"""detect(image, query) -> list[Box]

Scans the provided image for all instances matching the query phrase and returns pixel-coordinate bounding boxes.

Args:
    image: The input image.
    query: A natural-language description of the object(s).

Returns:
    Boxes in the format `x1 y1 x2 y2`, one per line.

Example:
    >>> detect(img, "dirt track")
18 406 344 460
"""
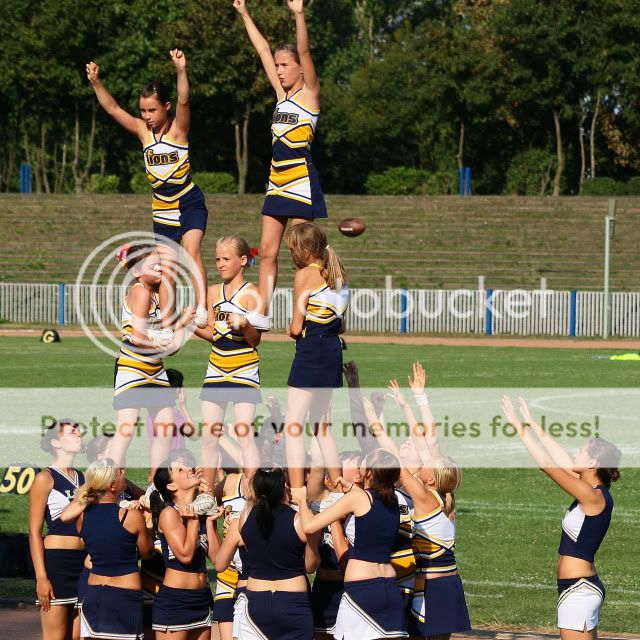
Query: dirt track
1 328 639 350
0 606 636 640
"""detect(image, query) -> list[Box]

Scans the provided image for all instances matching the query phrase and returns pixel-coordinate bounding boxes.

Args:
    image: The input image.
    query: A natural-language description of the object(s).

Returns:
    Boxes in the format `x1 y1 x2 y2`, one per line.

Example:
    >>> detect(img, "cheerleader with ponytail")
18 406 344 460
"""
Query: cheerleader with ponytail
76 460 154 640
503 396 621 639
293 449 408 640
149 452 223 639
283 222 349 491
383 365 471 640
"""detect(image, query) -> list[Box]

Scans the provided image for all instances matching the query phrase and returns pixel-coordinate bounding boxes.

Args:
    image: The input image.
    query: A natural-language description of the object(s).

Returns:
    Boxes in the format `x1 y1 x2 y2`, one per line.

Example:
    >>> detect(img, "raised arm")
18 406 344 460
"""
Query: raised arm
407 363 442 462
518 398 578 474
502 396 603 506
86 62 146 141
361 397 399 457
288 0 320 101
343 361 377 455
169 49 190 139
233 0 283 97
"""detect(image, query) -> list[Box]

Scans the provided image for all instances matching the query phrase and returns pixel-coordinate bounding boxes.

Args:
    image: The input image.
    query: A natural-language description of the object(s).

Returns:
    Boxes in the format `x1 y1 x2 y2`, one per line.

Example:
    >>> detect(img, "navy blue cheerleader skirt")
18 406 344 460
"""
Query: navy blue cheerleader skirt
35 548 86 606
80 584 144 640
237 589 313 640
409 573 471 637
152 584 213 632
288 334 343 389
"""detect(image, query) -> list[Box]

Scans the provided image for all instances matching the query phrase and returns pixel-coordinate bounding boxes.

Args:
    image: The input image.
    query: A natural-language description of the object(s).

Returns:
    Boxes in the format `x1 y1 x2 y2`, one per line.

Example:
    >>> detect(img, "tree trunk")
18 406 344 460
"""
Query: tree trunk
72 102 82 194
234 104 250 195
1 144 16 192
41 123 51 194
578 103 587 193
456 121 465 171
24 132 41 194
590 90 601 179
53 142 68 193
552 110 563 197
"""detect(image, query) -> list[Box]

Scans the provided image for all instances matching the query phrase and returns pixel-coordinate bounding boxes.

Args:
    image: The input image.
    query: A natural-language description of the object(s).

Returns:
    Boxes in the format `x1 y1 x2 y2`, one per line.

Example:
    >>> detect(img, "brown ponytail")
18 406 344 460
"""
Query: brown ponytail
587 437 622 488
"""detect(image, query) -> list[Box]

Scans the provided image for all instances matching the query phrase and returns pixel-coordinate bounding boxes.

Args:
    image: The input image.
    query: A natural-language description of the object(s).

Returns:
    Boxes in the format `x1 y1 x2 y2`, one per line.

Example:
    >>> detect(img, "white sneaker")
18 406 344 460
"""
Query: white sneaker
245 310 271 331
190 493 217 516
139 483 156 511
195 305 208 328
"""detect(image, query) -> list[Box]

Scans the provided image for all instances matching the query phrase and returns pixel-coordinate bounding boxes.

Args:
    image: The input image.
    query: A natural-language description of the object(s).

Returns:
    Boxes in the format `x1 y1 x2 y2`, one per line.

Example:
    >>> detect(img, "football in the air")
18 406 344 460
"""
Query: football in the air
338 217 366 237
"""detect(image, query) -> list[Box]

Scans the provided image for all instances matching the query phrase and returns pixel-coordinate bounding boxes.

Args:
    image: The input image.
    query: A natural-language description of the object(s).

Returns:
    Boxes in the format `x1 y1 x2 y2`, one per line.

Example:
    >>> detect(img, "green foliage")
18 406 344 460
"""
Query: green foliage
85 174 120 193
366 167 428 195
581 177 625 196
504 149 555 196
193 172 236 194
624 176 640 196
130 174 150 194
365 167 455 195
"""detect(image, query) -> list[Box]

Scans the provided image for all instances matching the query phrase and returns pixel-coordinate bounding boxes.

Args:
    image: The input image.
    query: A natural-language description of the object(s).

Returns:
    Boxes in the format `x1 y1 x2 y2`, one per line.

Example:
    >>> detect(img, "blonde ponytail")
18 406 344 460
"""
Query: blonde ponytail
323 245 347 291
433 456 462 518
77 459 119 504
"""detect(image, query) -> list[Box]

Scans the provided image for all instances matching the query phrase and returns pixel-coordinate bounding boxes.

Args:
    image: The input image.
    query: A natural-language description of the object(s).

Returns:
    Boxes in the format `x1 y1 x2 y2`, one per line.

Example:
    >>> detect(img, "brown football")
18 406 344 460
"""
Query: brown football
338 217 366 237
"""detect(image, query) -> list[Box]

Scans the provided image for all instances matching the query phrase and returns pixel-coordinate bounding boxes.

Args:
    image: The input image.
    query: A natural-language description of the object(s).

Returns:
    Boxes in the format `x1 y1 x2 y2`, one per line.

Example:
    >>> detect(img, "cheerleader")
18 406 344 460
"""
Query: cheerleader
149 454 223 639
211 461 259 640
384 371 470 640
28 419 85 640
191 235 262 489
503 397 621 640
283 222 349 489
219 465 321 640
293 449 408 640
233 0 327 327
86 50 209 334
110 242 191 470
76 459 154 640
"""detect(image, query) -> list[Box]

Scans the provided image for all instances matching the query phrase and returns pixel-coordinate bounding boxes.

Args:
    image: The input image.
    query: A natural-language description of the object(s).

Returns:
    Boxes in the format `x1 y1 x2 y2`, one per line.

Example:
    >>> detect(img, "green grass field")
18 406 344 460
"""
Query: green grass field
1 336 638 632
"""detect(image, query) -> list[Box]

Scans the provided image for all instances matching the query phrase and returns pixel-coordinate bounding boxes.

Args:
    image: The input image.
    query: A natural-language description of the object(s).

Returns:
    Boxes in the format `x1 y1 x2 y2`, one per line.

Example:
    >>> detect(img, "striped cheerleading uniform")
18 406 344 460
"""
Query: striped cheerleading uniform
199 282 261 404
113 284 173 410
213 475 247 623
410 489 470 637
263 88 327 219
556 484 612 631
143 129 208 243
287 268 349 389
391 488 416 616
36 467 87 607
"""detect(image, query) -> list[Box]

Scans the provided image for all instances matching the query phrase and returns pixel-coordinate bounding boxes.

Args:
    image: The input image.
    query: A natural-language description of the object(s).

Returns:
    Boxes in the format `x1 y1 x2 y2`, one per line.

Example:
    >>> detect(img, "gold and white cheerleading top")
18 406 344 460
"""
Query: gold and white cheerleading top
203 283 260 389
114 284 169 395
411 489 457 575
144 129 195 227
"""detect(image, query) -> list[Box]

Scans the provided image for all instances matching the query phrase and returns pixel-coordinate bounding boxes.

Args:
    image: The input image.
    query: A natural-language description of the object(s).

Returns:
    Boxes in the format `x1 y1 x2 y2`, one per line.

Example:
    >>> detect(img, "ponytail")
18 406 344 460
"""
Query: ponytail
77 459 119 505
443 492 456 518
587 437 622 488
151 464 176 537
433 457 462 518
365 449 400 508
251 466 286 540
322 245 347 291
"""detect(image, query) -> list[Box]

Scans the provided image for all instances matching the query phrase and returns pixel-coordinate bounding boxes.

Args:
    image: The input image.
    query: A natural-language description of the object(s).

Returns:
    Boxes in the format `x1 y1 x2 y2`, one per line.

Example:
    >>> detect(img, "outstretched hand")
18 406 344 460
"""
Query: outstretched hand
387 379 407 407
170 49 187 71
408 362 426 396
288 0 304 14
501 395 525 436
86 61 100 84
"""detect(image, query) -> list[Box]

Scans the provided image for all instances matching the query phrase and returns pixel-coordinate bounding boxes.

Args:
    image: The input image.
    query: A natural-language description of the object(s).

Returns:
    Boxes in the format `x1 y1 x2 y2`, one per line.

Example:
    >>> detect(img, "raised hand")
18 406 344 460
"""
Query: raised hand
502 395 525 436
170 49 187 71
290 486 307 505
86 61 100 85
408 362 426 396
288 0 304 14
387 379 408 407
332 475 353 493
233 0 248 15
518 397 537 429
178 504 197 519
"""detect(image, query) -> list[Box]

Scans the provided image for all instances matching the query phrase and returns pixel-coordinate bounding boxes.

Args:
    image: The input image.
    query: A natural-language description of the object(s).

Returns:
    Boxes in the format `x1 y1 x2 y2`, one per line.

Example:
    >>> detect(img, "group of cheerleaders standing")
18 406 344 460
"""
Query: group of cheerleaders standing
28 2 622 640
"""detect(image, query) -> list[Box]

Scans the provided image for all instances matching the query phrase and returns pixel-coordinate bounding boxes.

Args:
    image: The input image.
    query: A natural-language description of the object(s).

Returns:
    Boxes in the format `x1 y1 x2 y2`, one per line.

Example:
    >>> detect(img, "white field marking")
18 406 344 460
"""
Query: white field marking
464 579 640 597
460 511 637 526
461 500 640 517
